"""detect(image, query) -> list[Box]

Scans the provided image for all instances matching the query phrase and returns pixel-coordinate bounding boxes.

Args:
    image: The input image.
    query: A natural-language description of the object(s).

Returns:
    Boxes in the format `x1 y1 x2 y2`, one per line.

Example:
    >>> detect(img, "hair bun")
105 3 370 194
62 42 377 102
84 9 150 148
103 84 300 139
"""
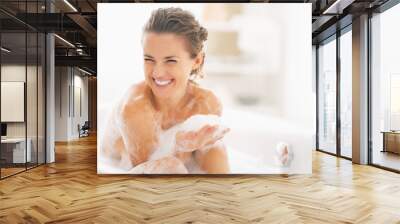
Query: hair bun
199 26 208 42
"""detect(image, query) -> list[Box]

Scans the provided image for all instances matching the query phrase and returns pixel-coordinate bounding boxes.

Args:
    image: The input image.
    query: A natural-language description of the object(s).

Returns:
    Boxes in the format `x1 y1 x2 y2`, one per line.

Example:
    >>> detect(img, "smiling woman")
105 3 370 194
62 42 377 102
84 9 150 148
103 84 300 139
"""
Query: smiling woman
101 7 230 174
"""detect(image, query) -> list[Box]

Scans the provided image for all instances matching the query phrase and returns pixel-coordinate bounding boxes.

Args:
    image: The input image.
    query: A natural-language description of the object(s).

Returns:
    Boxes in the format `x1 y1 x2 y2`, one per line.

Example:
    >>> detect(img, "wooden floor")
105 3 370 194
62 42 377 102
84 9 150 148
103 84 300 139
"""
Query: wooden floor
1 135 400 223
373 150 400 171
1 163 43 178
1 167 26 178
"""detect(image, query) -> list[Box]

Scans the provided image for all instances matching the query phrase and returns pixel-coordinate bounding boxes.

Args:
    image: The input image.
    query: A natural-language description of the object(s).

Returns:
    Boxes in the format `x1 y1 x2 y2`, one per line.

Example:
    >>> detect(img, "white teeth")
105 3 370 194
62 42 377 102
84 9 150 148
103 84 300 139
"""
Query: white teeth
154 78 172 86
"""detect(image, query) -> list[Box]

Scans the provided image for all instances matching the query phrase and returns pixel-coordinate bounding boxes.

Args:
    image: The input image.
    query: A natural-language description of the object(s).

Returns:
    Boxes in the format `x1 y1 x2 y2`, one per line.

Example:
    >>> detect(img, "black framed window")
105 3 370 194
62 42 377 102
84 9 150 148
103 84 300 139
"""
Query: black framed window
316 24 353 160
0 0 47 180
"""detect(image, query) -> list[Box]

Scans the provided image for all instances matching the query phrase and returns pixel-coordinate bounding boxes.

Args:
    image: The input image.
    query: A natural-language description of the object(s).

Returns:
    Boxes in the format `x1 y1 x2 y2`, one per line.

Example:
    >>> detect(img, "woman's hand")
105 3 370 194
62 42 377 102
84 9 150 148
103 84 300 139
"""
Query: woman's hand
175 125 230 153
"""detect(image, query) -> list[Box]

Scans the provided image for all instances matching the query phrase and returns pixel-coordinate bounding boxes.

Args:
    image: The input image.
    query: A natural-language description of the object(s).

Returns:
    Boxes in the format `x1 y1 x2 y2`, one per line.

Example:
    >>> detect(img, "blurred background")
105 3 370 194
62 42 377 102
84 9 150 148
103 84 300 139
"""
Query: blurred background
197 4 313 127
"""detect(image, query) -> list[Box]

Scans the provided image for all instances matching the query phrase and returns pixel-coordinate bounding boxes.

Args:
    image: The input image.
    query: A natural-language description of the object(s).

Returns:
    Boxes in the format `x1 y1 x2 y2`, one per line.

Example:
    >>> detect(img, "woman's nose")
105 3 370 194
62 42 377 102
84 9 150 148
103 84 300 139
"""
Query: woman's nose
152 64 166 78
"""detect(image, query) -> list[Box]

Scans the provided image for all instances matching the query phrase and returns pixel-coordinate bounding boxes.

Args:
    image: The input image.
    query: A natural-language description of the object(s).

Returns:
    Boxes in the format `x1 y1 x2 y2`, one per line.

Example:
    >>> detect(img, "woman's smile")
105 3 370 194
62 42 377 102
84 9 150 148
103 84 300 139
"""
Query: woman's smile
153 77 175 87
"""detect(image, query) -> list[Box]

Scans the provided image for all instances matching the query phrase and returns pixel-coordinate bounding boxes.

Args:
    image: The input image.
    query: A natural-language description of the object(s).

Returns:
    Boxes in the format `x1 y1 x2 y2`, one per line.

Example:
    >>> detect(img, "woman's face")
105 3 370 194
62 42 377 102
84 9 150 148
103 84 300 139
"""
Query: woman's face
142 32 202 101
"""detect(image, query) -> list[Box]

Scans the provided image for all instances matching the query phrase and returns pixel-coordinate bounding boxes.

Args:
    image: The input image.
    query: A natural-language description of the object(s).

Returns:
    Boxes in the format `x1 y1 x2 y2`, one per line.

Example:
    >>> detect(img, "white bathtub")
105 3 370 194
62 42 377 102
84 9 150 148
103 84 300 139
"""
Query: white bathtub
97 107 312 174
222 108 312 174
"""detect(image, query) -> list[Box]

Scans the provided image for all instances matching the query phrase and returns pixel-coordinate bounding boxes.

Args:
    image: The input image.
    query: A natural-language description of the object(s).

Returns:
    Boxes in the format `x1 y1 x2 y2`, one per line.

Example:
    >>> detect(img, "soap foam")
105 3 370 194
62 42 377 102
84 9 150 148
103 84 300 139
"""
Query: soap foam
149 114 227 161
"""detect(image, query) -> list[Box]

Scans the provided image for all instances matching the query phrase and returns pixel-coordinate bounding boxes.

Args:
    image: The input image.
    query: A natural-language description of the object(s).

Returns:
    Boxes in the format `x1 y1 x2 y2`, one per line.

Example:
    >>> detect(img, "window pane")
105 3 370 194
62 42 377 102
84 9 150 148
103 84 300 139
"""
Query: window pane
318 37 337 154
340 29 352 158
371 3 400 171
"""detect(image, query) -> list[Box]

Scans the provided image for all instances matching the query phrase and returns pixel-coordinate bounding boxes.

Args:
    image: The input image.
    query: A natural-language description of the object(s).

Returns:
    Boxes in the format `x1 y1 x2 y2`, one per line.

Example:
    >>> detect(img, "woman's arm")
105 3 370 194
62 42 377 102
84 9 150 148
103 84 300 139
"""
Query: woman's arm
194 141 230 174
117 97 159 166
192 90 231 174
104 83 157 167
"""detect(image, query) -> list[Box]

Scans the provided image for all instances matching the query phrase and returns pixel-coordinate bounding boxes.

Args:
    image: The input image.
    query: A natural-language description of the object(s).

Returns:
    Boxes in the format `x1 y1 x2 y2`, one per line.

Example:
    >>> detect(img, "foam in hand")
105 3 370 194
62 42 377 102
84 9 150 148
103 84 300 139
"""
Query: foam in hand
149 114 226 161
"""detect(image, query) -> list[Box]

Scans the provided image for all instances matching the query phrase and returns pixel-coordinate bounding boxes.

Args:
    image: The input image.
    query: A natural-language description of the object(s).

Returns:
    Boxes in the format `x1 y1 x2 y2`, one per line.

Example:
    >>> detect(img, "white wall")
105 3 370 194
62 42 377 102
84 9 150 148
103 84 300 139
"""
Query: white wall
55 67 89 141
55 66 69 141
280 5 313 130
72 72 89 138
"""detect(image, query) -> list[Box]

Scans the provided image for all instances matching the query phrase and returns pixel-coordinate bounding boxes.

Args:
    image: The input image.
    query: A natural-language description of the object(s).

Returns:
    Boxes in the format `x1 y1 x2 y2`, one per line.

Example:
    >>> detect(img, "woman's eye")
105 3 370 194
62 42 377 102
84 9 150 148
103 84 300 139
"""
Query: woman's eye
166 60 177 64
144 58 154 62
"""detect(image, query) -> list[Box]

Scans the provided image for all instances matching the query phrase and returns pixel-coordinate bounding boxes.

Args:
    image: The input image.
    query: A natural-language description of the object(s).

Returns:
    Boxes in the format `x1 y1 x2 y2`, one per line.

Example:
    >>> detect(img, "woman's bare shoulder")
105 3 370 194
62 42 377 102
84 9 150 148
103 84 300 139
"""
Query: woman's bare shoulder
115 81 153 118
191 84 222 116
122 81 148 102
